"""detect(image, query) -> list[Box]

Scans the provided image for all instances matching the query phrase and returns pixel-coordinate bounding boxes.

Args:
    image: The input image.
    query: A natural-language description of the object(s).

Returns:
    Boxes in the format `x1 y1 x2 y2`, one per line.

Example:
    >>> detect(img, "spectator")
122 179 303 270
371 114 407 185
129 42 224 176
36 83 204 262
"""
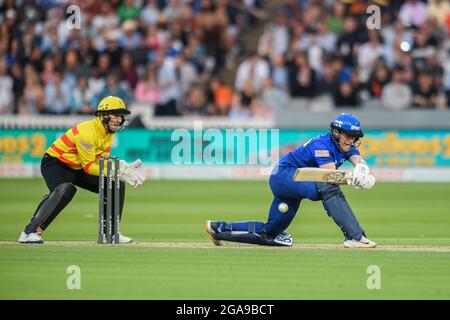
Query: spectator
397 52 416 86
104 29 123 67
290 22 309 52
281 0 303 26
239 79 257 109
316 19 337 53
382 21 413 67
44 70 71 114
333 80 359 108
399 0 428 29
235 51 270 93
333 69 361 108
63 50 84 90
207 77 233 116
433 68 449 110
40 26 60 57
41 57 56 86
78 36 97 68
308 34 324 74
261 78 289 115
140 0 161 26
230 79 259 119
11 63 25 114
154 50 180 116
270 55 289 91
19 65 45 115
88 67 106 99
97 72 130 107
326 2 345 35
97 53 112 78
302 4 322 33
382 66 413 110
0 59 13 114
217 0 240 68
315 61 339 97
368 62 391 98
117 0 141 22
162 0 184 22
92 2 120 37
174 51 198 99
336 16 365 67
412 71 437 109
142 25 167 52
119 20 142 50
196 0 229 72
183 83 209 116
287 52 316 98
241 0 267 27
120 52 139 90
264 14 289 58
411 26 438 70
257 23 274 58
427 0 450 27
28 45 43 74
134 68 160 106
357 31 384 83
70 76 95 115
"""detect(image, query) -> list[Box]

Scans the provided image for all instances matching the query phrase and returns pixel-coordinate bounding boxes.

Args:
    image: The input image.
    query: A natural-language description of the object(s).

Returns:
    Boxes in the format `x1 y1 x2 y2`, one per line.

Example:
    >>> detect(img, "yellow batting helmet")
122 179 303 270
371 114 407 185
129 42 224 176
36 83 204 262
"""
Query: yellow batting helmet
95 96 130 115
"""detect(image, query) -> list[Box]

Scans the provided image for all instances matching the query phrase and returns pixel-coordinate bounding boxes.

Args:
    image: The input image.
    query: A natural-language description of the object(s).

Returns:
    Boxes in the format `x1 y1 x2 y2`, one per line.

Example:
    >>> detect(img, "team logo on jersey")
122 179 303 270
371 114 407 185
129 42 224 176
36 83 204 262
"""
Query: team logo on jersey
79 140 94 150
315 150 330 157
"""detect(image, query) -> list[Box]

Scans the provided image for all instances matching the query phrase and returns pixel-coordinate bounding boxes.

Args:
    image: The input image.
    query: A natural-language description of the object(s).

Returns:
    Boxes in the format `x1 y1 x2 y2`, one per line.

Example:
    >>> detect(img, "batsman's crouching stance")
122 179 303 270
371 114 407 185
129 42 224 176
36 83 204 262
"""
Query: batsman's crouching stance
19 96 145 244
206 113 377 248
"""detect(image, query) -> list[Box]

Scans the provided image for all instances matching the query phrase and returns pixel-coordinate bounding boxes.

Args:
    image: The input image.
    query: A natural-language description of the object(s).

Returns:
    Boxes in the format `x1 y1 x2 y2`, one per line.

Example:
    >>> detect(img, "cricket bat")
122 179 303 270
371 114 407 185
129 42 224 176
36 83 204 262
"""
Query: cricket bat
292 168 350 184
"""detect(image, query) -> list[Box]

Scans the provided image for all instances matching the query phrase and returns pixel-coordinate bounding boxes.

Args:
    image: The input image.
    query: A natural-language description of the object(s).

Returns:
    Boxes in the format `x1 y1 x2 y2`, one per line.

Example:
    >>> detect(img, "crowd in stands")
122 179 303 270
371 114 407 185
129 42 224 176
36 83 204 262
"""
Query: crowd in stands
0 0 449 119
0 0 265 116
250 0 450 113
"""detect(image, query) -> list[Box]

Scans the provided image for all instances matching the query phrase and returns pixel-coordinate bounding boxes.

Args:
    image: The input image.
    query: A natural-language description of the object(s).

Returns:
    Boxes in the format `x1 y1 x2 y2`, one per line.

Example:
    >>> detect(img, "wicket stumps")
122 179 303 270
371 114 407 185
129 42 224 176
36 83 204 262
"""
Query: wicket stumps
98 156 120 244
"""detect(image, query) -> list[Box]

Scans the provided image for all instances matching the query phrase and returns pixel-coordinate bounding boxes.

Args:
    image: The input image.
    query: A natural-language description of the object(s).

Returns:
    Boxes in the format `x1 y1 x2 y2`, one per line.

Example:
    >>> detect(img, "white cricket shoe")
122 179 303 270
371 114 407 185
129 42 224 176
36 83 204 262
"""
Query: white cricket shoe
18 232 44 244
205 221 223 246
118 233 133 243
343 236 377 248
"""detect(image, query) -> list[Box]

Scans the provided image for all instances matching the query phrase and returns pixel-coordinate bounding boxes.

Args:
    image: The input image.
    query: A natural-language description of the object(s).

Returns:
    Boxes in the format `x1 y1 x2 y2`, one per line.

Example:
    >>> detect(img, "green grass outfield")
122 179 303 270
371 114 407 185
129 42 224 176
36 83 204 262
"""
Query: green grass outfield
0 179 450 299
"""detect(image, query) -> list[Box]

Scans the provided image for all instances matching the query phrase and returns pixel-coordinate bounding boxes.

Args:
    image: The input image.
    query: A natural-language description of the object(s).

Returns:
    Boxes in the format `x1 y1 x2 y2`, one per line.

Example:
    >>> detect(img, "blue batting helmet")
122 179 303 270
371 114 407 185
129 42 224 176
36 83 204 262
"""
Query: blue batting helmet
330 113 364 138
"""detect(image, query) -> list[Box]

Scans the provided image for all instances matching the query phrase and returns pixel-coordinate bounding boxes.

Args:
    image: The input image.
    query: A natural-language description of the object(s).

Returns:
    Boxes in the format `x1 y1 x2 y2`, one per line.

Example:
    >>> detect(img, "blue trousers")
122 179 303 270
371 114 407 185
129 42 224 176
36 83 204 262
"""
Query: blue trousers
228 166 320 237
227 166 365 239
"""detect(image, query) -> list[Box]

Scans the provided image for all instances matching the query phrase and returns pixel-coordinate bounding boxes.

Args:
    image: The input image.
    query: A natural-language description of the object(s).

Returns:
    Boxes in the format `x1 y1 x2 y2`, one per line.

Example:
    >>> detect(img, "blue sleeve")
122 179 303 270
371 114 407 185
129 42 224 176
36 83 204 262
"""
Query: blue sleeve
309 140 334 167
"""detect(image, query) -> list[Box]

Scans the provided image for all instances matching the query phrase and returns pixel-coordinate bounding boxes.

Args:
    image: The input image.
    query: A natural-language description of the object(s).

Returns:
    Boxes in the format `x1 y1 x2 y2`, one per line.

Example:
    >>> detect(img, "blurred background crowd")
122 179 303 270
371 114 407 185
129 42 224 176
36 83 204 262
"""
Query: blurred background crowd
0 0 450 118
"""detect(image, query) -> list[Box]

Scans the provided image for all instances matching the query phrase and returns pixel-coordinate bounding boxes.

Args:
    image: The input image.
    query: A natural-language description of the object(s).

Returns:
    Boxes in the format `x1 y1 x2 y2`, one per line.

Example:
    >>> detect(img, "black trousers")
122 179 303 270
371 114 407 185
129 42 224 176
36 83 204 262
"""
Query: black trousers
28 154 125 232
41 154 99 192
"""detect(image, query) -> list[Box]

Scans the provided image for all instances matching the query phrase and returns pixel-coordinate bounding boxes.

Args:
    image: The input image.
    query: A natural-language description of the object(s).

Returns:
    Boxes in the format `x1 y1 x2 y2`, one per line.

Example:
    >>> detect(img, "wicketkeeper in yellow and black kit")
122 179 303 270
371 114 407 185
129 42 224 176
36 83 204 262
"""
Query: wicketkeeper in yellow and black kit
19 96 145 244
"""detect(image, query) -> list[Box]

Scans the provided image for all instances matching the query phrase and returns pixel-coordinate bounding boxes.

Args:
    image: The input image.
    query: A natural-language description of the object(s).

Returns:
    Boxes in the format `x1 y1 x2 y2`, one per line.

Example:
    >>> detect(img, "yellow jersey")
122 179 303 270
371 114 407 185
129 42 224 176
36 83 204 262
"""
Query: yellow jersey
47 118 114 176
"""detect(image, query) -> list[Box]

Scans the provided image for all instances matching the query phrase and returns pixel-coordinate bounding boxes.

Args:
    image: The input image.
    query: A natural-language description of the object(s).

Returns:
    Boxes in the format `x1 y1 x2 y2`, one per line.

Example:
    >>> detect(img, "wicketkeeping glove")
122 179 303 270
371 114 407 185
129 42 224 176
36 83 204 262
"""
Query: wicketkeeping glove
118 159 146 188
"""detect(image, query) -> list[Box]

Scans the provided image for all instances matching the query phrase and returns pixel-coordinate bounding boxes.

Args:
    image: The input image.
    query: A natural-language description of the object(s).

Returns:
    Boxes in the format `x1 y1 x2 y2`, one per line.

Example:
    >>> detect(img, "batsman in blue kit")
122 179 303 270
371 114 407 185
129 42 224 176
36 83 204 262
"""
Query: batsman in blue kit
206 113 377 248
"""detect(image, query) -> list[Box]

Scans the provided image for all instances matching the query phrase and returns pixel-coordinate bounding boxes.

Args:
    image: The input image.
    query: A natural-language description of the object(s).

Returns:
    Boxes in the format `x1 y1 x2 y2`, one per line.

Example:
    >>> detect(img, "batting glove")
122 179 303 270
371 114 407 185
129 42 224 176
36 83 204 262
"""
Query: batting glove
359 174 376 190
348 163 370 189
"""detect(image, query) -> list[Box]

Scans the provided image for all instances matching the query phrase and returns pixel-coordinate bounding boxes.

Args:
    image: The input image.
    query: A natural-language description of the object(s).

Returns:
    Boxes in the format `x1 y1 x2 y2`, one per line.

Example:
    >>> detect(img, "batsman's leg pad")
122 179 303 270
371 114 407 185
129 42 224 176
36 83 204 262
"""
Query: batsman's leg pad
25 183 77 233
317 182 364 240
265 198 300 237
213 221 293 246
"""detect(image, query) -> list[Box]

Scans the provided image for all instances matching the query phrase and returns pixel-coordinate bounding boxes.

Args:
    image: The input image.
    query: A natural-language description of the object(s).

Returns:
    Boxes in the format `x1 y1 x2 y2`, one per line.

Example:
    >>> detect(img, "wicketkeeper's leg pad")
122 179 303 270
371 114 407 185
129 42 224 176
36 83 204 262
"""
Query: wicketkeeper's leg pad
25 182 77 233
